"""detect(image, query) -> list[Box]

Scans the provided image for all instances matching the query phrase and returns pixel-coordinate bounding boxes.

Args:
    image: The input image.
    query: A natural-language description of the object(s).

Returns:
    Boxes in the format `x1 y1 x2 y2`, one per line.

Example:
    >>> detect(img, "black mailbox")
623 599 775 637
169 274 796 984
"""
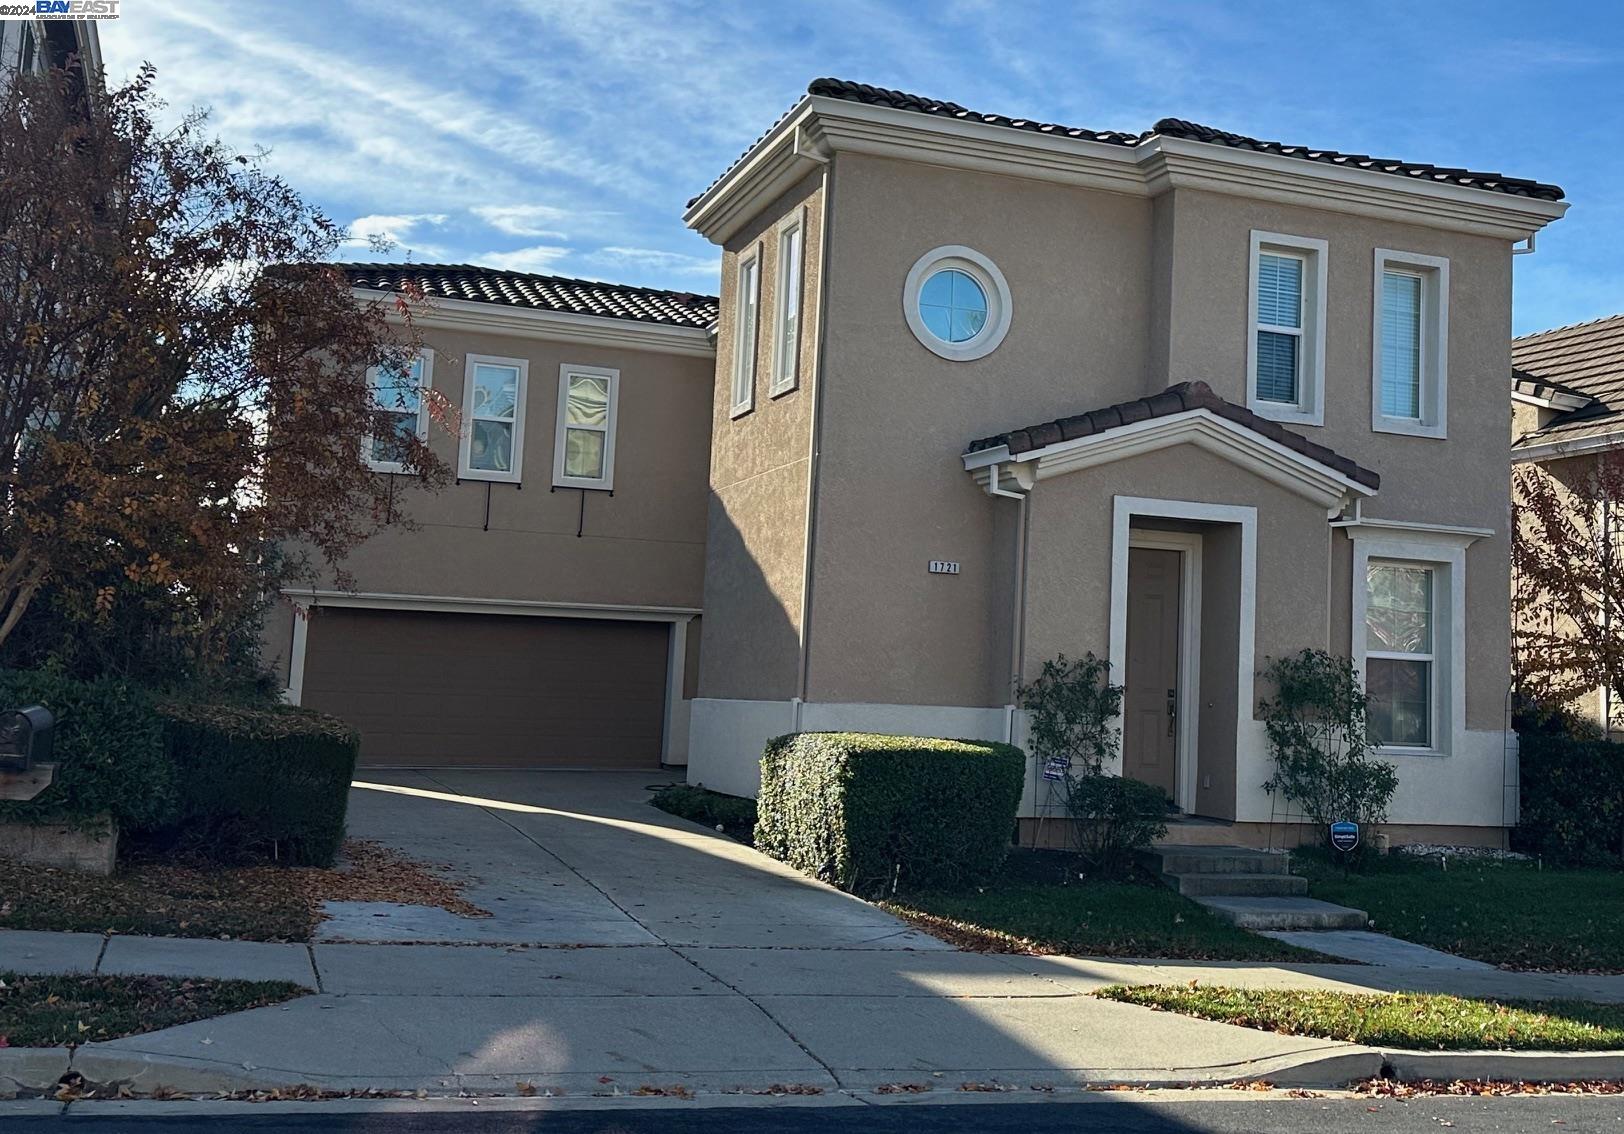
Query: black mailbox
0 705 53 773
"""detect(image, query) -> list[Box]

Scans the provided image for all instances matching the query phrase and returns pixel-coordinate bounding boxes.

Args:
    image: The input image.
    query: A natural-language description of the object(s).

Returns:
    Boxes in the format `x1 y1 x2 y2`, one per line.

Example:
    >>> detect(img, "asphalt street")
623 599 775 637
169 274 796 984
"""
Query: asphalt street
3 1096 1624 1133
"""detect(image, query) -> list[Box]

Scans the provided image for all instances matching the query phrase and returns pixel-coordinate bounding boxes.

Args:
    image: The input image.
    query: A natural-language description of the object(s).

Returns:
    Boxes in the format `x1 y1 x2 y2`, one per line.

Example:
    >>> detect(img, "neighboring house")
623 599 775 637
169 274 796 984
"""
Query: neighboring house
265 266 717 768
682 78 1565 847
1511 314 1624 732
289 78 1569 849
0 15 101 90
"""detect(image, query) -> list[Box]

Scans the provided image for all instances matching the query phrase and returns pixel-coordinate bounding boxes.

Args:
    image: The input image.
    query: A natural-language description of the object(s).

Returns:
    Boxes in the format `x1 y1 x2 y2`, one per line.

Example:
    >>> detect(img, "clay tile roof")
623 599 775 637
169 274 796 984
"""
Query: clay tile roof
337 263 719 330
1512 313 1624 450
695 78 1563 205
966 380 1381 490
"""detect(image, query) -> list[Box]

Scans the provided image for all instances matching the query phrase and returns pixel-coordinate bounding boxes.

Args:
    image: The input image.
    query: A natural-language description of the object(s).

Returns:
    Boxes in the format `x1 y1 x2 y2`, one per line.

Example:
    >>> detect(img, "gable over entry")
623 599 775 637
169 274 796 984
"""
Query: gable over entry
962 381 1380 517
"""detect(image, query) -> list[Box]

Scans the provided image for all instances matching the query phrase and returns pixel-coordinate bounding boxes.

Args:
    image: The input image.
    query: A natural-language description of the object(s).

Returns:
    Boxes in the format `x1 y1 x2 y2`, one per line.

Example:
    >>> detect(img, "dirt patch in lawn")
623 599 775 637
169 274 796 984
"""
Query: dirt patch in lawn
0 973 305 1048
0 839 488 943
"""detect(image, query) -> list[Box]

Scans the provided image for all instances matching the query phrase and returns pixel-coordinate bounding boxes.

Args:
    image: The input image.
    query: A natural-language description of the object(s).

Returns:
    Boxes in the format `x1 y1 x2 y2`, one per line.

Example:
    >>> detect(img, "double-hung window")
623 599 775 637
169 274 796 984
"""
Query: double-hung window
1365 561 1436 749
552 364 619 490
731 245 761 417
770 212 805 396
1372 249 1449 438
1247 232 1327 425
459 354 528 482
365 350 432 473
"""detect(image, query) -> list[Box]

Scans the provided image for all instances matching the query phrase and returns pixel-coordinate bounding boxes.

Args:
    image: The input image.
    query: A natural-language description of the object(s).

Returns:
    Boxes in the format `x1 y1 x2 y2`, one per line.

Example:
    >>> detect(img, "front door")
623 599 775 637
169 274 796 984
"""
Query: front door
1123 546 1180 801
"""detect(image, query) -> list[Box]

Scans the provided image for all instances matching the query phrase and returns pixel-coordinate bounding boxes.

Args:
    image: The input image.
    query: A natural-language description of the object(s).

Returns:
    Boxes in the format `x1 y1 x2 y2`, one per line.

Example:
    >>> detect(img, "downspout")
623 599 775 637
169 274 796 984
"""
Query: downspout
793 140 833 728
1007 492 1031 743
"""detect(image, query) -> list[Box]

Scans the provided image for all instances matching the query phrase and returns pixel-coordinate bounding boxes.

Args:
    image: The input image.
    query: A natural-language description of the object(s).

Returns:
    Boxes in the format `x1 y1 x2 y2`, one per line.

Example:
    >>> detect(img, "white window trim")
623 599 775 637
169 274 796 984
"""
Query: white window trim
1364 561 1440 752
458 353 529 483
363 348 434 474
770 208 806 397
730 244 761 418
1350 531 1469 757
1371 247 1449 439
1246 230 1328 427
552 363 620 491
902 245 1013 362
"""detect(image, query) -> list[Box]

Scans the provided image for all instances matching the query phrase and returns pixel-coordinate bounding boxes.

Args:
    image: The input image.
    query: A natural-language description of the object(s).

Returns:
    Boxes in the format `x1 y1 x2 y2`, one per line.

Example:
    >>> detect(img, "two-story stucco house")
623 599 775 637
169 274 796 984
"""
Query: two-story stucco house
271 78 1567 848
681 79 1565 847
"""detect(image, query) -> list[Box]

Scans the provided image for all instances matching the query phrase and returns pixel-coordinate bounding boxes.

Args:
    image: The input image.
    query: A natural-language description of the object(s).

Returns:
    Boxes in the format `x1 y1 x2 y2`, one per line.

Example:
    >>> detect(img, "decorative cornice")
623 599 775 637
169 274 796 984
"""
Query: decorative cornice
689 97 1567 245
356 289 716 359
1328 516 1494 549
964 408 1376 515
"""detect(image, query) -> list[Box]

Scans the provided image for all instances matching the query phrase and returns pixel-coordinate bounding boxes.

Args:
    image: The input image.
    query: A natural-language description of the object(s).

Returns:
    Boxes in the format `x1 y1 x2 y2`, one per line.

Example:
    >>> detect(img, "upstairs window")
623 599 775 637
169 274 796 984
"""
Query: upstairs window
460 355 528 482
365 351 431 473
1247 232 1327 426
553 364 619 491
1372 248 1449 438
731 246 761 417
771 212 805 396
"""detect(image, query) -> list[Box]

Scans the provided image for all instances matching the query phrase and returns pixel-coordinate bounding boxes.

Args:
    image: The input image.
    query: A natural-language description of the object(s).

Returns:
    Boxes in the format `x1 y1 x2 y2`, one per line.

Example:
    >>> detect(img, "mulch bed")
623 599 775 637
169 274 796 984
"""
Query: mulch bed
0 839 488 942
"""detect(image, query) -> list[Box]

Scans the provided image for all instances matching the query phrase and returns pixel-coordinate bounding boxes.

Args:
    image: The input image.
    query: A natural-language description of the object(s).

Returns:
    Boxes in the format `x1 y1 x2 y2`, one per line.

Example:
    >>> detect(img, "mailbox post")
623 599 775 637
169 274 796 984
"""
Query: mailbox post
0 705 56 801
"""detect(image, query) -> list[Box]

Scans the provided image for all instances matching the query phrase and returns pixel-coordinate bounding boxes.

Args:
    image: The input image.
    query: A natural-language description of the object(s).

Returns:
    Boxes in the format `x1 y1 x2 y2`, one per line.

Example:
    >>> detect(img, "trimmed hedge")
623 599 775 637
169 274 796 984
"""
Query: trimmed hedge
152 702 360 866
1515 728 1624 865
755 732 1025 896
0 669 177 832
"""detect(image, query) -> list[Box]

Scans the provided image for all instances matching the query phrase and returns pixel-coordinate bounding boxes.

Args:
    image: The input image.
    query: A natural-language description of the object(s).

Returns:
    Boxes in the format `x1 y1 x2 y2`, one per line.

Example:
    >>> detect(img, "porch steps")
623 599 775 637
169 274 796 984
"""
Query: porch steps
1145 844 1368 931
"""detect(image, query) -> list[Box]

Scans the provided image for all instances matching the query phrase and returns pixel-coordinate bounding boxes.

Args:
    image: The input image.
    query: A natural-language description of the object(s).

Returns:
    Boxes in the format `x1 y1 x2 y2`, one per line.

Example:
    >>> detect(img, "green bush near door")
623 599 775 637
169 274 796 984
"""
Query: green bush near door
152 702 360 866
755 732 1025 896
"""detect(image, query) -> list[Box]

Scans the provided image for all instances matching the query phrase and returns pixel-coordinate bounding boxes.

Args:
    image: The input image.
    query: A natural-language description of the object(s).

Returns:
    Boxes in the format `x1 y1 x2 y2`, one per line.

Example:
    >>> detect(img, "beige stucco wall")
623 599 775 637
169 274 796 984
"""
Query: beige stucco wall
298 324 713 610
804 153 1155 707
1156 188 1514 731
696 170 825 701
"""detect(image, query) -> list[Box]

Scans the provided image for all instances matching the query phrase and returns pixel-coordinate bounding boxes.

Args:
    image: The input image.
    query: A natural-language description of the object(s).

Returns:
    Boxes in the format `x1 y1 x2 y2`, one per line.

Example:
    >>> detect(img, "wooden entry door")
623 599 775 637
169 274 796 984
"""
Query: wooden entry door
1123 546 1181 800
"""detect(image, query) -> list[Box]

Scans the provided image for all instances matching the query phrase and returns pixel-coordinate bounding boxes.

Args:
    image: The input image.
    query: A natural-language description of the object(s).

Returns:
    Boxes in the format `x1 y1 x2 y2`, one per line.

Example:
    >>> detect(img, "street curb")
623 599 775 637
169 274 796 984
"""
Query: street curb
1382 1047 1624 1083
0 1049 70 1098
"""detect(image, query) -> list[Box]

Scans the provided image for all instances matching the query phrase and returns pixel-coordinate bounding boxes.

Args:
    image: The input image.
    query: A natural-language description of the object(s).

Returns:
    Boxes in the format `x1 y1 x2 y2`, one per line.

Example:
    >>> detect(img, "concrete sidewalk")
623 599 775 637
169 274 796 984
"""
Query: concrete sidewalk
3 770 1621 1098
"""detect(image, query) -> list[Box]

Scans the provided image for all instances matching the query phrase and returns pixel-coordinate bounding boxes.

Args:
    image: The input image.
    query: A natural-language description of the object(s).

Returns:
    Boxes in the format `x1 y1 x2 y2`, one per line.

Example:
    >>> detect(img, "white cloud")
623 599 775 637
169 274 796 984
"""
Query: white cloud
475 245 575 275
470 204 575 238
341 213 448 252
590 246 720 278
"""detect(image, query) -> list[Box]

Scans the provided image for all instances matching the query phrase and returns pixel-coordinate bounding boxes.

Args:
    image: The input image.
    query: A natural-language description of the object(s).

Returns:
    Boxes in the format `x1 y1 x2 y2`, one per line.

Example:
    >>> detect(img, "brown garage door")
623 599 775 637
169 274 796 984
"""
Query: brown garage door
301 608 668 768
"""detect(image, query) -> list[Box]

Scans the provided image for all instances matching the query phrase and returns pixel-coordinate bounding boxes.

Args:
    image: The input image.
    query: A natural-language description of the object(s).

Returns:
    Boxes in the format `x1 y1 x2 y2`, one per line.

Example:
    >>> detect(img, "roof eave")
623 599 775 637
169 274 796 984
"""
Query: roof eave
351 287 717 358
698 94 1567 243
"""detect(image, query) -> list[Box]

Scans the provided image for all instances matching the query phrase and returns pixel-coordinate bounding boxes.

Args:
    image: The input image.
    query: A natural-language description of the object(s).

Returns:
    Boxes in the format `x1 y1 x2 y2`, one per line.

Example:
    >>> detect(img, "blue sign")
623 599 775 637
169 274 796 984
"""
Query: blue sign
1330 821 1359 852
1041 757 1069 782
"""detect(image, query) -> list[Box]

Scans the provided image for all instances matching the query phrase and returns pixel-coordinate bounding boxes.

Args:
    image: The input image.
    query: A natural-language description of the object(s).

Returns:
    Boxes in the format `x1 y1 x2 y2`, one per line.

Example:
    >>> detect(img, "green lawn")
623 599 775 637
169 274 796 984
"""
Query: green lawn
883 849 1331 962
0 973 304 1047
1098 984 1624 1051
1296 852 1624 973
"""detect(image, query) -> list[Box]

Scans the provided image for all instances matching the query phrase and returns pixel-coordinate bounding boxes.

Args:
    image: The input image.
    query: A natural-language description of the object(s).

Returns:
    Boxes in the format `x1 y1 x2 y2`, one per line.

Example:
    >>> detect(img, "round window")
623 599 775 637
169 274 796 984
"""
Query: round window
919 268 988 344
903 246 1012 361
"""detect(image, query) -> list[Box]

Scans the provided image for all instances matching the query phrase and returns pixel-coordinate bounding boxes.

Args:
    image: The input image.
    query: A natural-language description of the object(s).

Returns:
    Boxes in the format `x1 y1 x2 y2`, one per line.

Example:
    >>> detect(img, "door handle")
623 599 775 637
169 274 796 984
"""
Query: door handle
1166 688 1177 737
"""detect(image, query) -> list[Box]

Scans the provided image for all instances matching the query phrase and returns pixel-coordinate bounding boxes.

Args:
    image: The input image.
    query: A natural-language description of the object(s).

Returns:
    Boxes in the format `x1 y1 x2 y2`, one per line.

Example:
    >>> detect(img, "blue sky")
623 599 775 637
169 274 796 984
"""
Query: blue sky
105 0 1620 334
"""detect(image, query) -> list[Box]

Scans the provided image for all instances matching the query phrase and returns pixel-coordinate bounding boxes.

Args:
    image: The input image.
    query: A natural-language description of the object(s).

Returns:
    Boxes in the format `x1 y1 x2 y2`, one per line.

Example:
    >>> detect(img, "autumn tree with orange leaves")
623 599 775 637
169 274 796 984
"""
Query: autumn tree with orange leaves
1513 451 1624 725
0 65 449 680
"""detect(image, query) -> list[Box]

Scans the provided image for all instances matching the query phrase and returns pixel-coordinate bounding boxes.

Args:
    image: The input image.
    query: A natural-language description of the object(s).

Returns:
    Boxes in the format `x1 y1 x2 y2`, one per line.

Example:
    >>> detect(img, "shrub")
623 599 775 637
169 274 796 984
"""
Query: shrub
650 783 757 844
150 701 359 866
1063 772 1169 875
1514 728 1624 865
0 668 177 831
755 732 1025 896
1260 650 1398 838
1018 652 1165 873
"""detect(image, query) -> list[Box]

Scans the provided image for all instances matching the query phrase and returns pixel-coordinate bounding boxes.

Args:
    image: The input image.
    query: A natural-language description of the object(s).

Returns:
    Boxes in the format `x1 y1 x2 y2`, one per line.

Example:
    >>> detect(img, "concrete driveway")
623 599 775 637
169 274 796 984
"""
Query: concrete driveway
326 769 946 949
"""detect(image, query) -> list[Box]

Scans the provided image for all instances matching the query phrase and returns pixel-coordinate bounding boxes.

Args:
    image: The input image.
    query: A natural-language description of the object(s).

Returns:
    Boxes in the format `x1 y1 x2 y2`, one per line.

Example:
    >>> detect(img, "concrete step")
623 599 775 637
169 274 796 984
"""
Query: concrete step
1192 895 1369 931
1144 845 1292 876
1165 872 1309 898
